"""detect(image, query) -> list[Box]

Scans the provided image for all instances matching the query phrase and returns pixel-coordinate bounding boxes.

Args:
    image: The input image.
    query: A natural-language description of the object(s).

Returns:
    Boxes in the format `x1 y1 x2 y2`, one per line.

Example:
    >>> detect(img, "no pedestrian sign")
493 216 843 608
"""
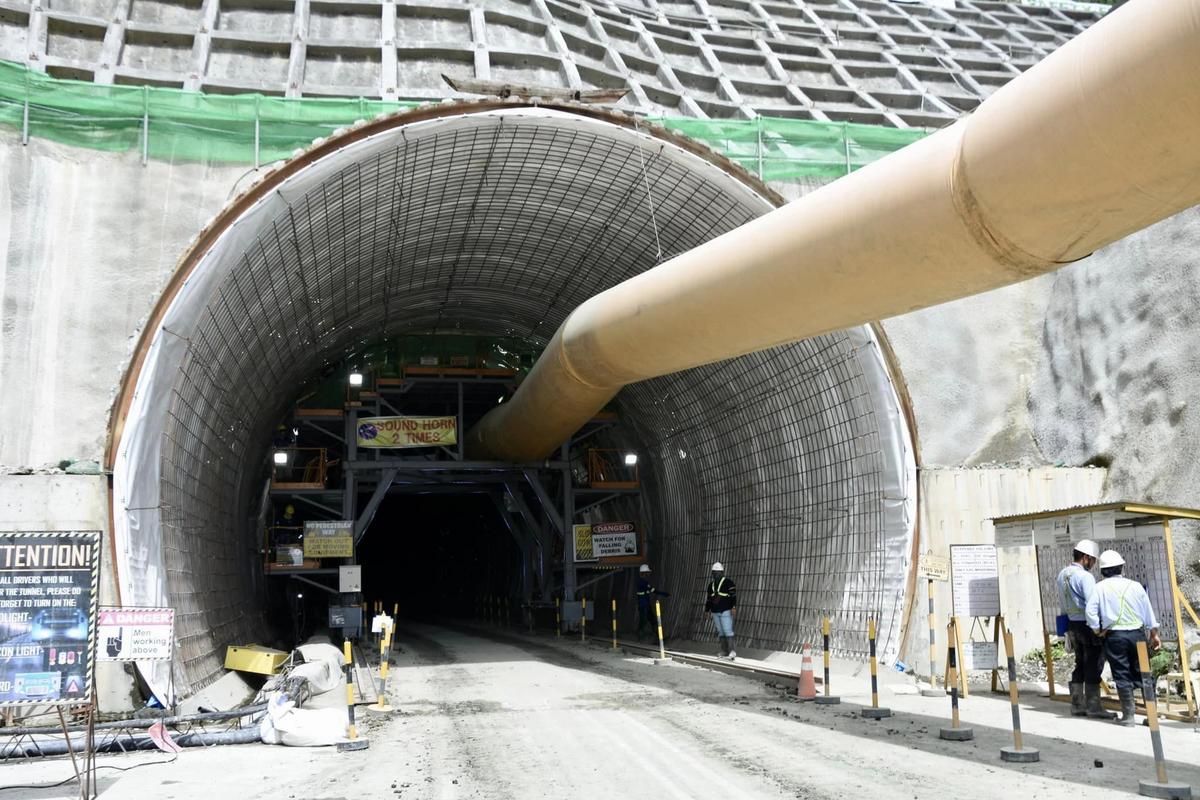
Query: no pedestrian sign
97 607 174 662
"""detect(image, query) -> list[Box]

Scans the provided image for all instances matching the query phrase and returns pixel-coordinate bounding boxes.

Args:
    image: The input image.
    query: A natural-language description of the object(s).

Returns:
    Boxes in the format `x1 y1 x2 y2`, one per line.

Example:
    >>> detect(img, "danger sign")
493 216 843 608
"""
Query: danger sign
97 607 174 662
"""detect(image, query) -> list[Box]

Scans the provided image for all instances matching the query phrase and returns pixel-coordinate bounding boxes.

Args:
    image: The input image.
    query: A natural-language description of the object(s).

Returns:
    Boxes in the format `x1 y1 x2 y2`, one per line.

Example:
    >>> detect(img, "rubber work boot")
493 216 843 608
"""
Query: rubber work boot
1085 683 1115 719
1115 688 1136 726
718 636 729 658
727 637 737 661
1069 682 1087 716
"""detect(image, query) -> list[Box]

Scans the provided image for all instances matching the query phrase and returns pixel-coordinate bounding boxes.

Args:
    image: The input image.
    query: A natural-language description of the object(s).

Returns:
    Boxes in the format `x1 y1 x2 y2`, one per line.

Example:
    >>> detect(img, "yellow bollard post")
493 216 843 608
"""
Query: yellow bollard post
612 598 618 649
336 639 369 751
371 625 394 713
581 597 588 643
1135 641 1191 798
815 616 840 705
999 628 1036 761
555 598 562 638
860 619 892 719
655 600 666 661
938 620 972 740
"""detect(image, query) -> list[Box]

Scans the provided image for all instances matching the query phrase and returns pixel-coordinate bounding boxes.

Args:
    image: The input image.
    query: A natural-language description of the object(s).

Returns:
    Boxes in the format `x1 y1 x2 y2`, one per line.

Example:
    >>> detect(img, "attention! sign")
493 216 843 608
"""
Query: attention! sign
0 531 100 707
356 416 457 448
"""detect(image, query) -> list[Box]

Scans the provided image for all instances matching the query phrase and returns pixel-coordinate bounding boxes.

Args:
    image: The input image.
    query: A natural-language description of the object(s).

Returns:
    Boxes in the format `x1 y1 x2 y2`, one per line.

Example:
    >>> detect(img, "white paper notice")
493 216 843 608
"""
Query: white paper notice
1091 510 1117 540
951 545 1001 617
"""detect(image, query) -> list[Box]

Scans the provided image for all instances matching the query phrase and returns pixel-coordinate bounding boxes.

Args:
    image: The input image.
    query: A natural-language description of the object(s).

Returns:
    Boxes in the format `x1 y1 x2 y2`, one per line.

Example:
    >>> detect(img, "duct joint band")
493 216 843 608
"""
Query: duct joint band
950 127 1067 279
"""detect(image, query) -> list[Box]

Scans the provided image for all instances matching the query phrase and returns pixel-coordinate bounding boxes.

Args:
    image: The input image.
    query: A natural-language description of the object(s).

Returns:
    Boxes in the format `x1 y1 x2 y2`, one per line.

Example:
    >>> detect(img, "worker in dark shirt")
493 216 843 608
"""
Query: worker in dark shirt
636 564 669 641
705 561 737 660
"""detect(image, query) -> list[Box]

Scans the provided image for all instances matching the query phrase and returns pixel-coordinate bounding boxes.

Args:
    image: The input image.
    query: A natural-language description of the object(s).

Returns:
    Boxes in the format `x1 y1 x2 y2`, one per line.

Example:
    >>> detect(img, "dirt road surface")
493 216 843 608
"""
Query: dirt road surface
5 623 1199 799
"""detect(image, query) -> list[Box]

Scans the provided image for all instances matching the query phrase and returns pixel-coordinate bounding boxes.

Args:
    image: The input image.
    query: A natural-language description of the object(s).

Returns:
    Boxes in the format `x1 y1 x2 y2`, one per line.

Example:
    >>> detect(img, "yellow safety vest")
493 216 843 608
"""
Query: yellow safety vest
710 577 731 597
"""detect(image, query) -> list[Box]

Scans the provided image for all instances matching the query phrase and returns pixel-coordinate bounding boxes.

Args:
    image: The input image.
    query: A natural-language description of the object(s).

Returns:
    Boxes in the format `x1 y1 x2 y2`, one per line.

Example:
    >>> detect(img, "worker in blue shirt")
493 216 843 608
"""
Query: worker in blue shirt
1056 538 1112 719
1086 549 1161 726
635 564 669 641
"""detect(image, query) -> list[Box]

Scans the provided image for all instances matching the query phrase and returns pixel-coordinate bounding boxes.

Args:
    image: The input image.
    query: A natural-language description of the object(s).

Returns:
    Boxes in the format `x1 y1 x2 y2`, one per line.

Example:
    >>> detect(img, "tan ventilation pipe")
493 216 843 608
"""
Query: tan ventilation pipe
467 0 1200 462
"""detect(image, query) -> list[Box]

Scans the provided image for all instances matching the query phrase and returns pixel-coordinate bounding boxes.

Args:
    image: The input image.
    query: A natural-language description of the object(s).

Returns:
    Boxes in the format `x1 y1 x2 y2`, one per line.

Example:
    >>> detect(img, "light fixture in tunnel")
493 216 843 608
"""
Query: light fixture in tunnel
624 453 638 466
273 451 288 465
296 593 303 599
348 371 363 387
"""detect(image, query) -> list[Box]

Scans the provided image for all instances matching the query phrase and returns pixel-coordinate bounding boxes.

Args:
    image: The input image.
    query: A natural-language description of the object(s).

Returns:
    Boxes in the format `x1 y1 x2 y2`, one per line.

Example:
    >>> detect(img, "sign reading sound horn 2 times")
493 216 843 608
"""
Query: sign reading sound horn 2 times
0 532 101 707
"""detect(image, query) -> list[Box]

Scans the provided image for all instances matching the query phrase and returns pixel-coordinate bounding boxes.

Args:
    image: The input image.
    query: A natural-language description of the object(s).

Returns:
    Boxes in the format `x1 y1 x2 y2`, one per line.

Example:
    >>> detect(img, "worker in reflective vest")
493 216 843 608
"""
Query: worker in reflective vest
636 564 669 640
705 562 737 660
1056 538 1113 719
1086 549 1161 726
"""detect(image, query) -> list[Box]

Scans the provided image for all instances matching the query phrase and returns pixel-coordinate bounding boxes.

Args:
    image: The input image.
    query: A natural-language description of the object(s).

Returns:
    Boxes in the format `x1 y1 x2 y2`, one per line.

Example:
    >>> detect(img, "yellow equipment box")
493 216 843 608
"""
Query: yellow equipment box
224 645 288 675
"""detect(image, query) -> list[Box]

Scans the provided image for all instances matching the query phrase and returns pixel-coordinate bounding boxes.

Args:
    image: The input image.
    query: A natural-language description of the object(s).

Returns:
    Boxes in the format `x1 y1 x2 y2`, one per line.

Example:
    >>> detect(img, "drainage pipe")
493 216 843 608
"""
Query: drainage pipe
0 704 268 738
0 727 262 759
466 0 1200 461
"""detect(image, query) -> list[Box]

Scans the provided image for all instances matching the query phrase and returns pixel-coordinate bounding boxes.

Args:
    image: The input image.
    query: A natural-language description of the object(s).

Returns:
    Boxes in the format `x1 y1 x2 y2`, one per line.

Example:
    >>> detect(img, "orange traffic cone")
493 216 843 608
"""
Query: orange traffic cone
798 643 817 701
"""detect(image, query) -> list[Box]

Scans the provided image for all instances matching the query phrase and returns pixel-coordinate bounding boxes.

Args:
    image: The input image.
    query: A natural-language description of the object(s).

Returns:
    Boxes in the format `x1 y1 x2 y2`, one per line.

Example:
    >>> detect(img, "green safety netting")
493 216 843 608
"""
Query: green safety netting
652 116 929 180
0 59 930 175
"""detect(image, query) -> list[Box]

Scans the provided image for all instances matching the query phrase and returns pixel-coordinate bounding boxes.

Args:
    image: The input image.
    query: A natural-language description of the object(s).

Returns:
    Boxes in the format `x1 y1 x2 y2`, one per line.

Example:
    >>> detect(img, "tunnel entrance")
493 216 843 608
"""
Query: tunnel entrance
108 102 916 700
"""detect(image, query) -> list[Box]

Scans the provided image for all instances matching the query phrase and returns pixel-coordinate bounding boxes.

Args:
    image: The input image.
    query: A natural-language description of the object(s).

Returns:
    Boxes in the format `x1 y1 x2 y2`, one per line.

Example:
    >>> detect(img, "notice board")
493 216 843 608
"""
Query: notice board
0 531 101 706
950 544 1001 618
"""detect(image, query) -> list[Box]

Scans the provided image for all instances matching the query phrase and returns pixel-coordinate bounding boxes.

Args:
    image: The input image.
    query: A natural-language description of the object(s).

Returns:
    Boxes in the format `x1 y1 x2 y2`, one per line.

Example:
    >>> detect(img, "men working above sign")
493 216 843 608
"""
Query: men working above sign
1056 538 1114 720
1086 549 1161 727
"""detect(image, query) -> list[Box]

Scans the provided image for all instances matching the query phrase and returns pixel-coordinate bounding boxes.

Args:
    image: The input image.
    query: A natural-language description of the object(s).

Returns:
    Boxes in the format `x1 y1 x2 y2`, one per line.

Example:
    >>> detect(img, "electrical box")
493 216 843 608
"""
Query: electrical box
328 606 362 637
224 645 288 675
338 565 362 593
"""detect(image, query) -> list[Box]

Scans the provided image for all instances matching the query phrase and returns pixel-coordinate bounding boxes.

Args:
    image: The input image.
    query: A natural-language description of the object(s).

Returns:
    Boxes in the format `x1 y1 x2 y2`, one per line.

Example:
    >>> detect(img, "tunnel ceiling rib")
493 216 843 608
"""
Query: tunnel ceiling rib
112 104 915 696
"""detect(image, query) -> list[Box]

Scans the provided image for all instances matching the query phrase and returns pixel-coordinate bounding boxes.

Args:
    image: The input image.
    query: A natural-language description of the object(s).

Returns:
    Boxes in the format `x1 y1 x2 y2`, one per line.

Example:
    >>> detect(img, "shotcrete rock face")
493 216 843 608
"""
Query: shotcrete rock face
111 105 914 696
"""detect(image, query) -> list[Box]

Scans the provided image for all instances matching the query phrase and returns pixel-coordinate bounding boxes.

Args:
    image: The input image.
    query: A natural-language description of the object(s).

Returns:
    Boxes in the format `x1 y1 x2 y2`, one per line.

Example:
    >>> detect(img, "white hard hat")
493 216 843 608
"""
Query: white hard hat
1098 549 1125 569
1075 539 1099 559
711 561 724 571
639 564 651 573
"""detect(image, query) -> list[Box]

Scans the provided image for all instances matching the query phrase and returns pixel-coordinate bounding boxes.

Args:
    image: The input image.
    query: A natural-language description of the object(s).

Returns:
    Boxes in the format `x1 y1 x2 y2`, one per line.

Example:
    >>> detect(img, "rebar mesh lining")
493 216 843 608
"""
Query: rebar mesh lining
124 107 911 694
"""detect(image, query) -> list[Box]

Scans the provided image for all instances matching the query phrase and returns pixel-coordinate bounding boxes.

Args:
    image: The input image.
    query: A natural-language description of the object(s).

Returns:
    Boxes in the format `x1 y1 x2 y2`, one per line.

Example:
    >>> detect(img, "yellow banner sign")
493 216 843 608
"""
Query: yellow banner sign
356 416 457 448
303 521 353 558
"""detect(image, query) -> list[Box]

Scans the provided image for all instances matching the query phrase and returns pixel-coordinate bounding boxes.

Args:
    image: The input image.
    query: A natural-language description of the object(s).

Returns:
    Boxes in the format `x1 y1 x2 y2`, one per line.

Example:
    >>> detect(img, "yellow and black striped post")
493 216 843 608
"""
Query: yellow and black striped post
938 620 973 740
555 598 562 638
655 599 667 661
815 616 840 705
860 618 891 719
612 598 618 649
335 640 369 751
999 628 1038 761
581 597 588 642
371 625 394 713
1135 641 1191 798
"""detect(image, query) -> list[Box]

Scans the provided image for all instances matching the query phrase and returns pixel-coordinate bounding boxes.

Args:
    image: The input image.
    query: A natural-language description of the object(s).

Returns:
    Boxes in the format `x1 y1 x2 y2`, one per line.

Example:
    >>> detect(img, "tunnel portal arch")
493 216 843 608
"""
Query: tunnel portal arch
106 101 916 698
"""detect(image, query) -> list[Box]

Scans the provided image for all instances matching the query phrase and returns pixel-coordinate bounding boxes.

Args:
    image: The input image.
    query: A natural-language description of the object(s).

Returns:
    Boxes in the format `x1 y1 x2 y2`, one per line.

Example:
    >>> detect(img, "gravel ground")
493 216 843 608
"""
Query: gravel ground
5 623 1200 799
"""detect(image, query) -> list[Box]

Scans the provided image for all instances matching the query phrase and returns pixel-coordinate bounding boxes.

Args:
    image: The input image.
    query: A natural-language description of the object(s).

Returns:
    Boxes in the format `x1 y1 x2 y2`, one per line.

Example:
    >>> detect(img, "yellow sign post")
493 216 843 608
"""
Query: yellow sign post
303 521 353 559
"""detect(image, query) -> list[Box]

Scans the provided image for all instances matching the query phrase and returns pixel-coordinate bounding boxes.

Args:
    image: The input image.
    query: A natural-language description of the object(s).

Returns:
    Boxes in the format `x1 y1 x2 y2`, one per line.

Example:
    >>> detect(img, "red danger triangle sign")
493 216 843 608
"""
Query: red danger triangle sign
65 677 82 693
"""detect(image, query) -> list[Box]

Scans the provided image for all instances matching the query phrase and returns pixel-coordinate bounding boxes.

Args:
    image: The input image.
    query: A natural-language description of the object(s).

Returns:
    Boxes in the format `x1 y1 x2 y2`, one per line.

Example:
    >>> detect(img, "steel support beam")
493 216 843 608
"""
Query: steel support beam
290 574 340 596
522 469 565 536
353 468 397 545
291 494 343 519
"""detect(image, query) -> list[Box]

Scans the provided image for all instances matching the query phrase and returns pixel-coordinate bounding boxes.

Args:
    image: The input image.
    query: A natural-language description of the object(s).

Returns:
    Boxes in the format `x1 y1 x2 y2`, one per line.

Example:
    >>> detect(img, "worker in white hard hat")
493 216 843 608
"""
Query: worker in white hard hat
704 562 738 660
1056 538 1113 719
1086 549 1161 726
635 564 669 641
